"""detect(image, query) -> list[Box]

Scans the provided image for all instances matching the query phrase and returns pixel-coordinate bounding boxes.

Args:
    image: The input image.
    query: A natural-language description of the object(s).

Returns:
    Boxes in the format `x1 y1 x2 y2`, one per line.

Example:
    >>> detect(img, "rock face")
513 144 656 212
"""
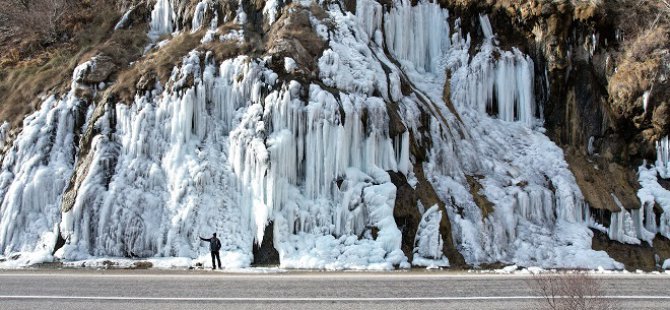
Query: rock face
0 0 668 270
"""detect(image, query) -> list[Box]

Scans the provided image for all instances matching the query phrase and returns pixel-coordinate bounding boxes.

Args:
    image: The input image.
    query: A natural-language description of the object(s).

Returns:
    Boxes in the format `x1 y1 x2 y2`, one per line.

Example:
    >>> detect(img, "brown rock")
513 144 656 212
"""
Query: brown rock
82 56 118 84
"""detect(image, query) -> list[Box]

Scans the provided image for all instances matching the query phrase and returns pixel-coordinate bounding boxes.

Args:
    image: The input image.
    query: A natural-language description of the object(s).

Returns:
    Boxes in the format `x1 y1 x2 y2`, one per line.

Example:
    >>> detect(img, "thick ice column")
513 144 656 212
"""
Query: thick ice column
356 0 383 44
608 195 641 245
191 1 208 32
150 0 175 39
479 14 494 40
412 205 449 267
637 164 670 240
449 15 536 126
383 0 450 73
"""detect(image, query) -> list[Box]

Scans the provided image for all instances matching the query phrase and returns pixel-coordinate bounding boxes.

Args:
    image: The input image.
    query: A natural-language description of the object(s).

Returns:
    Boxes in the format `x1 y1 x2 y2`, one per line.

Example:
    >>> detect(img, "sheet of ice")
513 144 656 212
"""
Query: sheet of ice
450 41 536 126
384 0 450 74
0 121 9 150
608 194 643 245
355 0 383 45
57 53 272 266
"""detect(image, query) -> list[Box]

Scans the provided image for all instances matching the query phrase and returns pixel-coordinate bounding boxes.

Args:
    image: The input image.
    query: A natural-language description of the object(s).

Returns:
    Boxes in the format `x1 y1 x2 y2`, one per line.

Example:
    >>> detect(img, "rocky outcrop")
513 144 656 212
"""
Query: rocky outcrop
252 222 280 266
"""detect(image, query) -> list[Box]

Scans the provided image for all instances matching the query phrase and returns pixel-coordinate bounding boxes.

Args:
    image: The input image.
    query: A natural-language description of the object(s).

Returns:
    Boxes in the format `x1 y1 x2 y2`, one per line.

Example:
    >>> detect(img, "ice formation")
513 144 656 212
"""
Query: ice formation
638 164 670 240
0 0 643 270
633 136 670 245
150 0 176 39
191 1 209 32
412 205 450 268
450 15 536 127
656 136 670 179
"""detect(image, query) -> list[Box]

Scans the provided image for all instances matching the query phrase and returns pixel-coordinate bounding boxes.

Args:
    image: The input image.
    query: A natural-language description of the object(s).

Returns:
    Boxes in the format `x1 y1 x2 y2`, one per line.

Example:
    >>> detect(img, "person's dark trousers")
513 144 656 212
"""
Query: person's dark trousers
211 251 222 270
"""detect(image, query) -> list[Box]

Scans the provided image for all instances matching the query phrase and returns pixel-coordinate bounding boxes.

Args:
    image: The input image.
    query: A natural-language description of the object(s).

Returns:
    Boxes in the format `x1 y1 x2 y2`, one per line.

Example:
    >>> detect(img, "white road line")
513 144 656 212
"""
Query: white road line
0 273 667 279
0 295 669 302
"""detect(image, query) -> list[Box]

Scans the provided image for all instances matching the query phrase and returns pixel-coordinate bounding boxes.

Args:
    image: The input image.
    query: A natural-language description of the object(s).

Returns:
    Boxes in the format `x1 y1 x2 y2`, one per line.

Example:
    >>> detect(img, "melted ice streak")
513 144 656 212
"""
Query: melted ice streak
114 8 134 30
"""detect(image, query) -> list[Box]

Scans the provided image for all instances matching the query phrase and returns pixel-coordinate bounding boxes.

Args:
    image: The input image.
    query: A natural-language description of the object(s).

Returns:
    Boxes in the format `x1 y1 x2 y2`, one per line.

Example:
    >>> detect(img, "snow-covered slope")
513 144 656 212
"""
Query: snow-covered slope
1 0 663 270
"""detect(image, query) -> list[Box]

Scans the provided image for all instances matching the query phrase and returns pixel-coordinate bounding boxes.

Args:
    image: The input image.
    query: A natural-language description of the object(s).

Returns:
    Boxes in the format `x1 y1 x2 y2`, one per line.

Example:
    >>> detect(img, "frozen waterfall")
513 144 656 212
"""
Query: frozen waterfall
0 0 637 270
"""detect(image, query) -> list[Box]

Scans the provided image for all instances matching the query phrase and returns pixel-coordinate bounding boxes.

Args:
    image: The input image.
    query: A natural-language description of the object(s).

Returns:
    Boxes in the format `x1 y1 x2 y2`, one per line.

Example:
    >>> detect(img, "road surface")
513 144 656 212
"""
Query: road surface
0 269 668 309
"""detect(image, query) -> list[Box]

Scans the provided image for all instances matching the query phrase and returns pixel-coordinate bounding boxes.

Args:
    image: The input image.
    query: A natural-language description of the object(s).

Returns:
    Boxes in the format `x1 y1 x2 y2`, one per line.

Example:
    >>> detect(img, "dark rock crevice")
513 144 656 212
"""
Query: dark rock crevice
252 222 280 266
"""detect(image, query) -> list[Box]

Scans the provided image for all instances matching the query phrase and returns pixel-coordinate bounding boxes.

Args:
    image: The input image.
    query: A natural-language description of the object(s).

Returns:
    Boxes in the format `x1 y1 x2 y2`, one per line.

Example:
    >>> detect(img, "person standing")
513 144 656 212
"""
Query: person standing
200 233 222 270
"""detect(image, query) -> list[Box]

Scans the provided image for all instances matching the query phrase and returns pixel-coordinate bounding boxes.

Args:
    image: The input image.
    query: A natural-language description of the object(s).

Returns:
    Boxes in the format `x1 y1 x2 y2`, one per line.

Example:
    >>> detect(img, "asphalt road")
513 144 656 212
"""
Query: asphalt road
0 269 668 309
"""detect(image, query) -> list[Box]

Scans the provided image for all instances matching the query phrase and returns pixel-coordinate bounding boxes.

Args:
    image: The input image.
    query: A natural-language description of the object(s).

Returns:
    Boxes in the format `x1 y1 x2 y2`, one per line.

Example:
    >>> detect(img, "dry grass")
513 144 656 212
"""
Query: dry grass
607 1 670 124
0 0 129 126
108 30 204 103
0 0 73 45
608 0 670 37
0 47 78 126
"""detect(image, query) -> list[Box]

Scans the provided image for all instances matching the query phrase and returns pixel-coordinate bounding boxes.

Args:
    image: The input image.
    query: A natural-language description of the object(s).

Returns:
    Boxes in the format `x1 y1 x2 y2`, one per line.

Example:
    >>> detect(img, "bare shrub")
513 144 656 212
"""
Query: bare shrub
0 0 74 44
528 273 617 310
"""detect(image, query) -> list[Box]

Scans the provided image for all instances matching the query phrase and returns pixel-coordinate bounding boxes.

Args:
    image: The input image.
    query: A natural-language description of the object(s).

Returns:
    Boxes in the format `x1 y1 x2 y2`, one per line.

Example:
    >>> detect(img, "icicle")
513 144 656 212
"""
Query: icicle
149 0 175 40
479 14 494 40
638 163 670 240
191 1 208 32
412 205 449 267
608 194 641 245
656 136 670 178
383 0 450 73
356 0 383 45
114 8 133 30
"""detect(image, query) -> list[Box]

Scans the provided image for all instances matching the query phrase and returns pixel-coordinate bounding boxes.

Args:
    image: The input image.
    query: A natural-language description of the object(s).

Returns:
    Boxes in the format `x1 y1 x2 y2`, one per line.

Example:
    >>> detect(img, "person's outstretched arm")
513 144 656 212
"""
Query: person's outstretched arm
199 236 210 242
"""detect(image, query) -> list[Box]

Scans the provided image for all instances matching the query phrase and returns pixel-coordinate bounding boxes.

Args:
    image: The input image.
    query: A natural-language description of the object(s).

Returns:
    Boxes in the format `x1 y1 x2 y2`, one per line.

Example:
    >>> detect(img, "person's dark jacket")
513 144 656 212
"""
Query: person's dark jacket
200 236 222 252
